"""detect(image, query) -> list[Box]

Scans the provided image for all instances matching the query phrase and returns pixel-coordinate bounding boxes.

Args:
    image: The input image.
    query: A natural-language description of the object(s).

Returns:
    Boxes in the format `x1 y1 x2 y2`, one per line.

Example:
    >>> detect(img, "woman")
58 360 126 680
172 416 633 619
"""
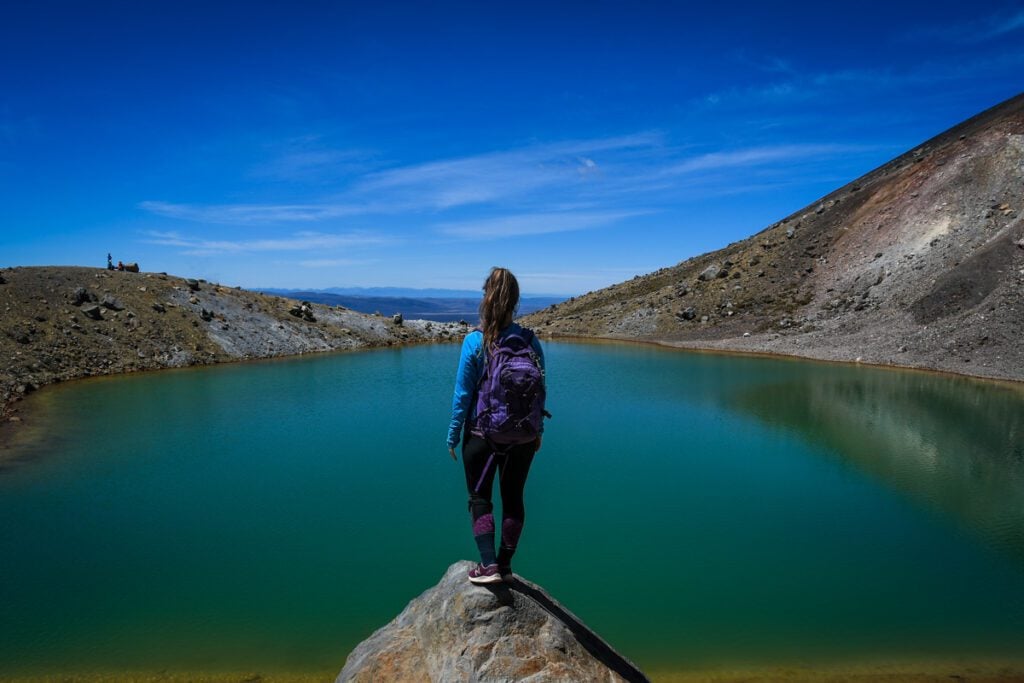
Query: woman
447 267 546 584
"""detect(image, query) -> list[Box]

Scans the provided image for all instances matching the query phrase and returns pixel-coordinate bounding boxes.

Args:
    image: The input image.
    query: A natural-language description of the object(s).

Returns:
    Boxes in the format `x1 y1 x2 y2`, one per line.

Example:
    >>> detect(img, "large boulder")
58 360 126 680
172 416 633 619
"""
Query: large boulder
101 293 125 311
70 286 96 305
288 301 316 322
697 264 722 281
337 561 648 683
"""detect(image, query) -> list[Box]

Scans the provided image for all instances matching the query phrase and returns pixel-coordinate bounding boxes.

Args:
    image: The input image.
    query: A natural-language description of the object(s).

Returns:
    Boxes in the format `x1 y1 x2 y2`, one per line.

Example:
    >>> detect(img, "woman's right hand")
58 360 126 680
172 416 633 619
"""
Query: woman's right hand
448 446 457 461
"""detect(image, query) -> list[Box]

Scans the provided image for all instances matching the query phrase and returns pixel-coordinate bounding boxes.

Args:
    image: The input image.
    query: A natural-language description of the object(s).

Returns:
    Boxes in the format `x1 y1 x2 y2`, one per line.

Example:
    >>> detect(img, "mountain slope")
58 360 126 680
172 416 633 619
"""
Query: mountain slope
522 92 1024 383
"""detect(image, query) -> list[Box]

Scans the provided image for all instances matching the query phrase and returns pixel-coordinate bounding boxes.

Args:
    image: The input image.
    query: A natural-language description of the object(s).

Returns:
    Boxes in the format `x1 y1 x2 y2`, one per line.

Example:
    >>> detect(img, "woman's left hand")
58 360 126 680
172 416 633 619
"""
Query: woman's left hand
448 446 457 461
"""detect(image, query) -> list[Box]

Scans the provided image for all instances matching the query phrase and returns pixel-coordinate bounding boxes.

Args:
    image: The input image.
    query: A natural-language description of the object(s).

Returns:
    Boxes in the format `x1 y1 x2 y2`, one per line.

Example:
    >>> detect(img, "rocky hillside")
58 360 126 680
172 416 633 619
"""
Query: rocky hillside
522 92 1024 383
0 266 468 426
337 561 648 682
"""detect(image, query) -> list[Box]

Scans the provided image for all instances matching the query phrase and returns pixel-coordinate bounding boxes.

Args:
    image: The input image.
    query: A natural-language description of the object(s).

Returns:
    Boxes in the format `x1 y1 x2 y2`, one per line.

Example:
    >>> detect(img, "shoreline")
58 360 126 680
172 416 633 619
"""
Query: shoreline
538 332 1024 391
0 334 460 459
8 327 1024 460
647 658 1024 682
0 265 472 447
3 659 1024 682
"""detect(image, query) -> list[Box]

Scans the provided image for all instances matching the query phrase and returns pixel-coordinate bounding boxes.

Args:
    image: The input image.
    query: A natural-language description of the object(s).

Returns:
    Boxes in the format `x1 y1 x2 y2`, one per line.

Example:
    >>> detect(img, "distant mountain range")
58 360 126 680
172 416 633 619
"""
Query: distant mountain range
259 288 566 323
261 286 565 298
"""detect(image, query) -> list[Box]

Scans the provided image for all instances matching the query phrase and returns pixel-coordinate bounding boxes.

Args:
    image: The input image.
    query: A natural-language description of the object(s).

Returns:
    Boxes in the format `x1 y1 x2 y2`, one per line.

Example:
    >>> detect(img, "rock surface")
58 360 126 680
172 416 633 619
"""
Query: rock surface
522 91 1024 384
337 561 648 683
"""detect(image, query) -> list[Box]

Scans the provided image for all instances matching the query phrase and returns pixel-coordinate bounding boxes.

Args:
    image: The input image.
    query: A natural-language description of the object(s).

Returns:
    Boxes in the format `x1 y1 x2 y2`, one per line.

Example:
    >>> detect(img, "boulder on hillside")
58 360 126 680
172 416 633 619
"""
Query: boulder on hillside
698 264 722 281
82 304 103 320
289 301 317 322
101 294 125 311
336 561 648 683
71 286 97 305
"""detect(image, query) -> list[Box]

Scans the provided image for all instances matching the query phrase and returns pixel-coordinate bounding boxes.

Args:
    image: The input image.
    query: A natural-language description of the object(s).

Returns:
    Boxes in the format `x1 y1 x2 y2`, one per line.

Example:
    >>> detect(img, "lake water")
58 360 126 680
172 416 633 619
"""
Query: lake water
2 341 1024 678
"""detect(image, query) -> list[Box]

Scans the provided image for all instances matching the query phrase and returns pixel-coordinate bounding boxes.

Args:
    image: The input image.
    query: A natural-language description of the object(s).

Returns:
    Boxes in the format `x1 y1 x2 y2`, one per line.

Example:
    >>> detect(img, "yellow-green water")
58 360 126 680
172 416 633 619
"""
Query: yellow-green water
1 342 1023 678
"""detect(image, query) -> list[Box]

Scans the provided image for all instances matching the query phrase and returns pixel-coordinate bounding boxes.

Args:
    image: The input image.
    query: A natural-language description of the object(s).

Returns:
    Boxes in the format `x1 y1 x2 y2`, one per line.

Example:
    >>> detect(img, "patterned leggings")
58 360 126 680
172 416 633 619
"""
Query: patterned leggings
462 434 537 566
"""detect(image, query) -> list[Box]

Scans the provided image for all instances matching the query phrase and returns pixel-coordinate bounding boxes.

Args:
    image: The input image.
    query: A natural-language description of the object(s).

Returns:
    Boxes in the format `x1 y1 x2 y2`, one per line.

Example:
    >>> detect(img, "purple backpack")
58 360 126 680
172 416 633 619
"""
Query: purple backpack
472 328 547 445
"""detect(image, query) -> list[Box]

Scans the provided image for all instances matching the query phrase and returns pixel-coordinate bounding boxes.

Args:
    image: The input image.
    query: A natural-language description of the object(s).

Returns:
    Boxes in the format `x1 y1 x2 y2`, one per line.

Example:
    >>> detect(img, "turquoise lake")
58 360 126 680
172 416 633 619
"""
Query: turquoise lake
2 341 1024 677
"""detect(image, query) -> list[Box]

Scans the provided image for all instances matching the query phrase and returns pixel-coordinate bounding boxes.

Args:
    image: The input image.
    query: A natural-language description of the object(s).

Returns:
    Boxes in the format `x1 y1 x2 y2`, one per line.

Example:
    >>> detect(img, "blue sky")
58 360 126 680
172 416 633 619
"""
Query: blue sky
2 1 1022 296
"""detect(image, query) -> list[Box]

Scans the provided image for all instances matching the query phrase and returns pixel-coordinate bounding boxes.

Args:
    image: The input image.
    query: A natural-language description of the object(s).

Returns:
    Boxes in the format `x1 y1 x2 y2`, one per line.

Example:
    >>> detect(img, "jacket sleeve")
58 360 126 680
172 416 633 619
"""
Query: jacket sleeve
447 332 483 448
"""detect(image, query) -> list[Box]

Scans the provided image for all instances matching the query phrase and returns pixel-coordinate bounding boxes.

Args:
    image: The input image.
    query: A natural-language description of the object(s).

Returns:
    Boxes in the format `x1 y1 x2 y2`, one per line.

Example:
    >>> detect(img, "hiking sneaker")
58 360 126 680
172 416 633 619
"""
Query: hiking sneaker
498 565 514 582
468 563 502 584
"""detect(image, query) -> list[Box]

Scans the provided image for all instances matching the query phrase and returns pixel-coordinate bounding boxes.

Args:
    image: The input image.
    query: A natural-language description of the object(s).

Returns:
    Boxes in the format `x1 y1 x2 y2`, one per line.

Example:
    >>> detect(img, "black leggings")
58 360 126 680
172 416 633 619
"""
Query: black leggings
462 434 537 560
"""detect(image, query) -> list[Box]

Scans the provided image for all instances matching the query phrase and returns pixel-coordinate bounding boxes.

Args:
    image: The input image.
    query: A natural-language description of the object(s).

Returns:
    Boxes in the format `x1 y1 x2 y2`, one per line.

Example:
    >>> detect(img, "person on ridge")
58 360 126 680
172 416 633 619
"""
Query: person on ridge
447 267 548 584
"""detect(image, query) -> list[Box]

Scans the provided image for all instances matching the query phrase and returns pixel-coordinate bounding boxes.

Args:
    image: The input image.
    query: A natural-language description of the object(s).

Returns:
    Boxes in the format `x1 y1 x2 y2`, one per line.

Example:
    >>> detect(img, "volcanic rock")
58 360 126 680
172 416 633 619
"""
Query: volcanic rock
336 561 648 683
698 264 721 281
71 286 95 305
101 294 125 311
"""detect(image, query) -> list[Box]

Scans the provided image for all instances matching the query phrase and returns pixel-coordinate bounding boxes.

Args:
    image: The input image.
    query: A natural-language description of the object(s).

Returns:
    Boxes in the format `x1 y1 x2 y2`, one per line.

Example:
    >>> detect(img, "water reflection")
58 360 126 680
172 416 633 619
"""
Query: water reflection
730 368 1024 564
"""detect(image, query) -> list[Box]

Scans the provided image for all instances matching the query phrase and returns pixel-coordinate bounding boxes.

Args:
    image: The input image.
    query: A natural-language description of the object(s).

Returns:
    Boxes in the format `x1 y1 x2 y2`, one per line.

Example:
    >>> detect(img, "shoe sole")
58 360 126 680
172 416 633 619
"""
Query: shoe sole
468 573 504 585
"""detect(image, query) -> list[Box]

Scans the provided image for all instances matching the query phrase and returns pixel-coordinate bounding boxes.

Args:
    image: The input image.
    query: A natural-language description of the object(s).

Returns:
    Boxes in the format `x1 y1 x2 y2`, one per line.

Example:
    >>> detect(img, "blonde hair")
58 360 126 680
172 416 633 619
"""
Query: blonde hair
479 267 520 348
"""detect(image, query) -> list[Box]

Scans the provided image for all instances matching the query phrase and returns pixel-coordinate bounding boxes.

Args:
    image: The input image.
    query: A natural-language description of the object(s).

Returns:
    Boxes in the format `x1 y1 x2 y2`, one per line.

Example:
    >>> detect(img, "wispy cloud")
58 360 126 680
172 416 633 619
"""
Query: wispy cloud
141 229 389 256
699 49 1024 110
436 210 648 240
139 200 369 224
580 143 886 204
297 258 376 268
248 136 379 181
353 133 660 210
658 144 874 176
139 133 663 224
139 133 884 250
904 9 1024 44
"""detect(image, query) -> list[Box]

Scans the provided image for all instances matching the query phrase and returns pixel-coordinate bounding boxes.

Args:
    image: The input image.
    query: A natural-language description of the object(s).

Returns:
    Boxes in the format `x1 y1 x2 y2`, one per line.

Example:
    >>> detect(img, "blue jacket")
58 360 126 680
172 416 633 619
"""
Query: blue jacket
447 323 546 449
